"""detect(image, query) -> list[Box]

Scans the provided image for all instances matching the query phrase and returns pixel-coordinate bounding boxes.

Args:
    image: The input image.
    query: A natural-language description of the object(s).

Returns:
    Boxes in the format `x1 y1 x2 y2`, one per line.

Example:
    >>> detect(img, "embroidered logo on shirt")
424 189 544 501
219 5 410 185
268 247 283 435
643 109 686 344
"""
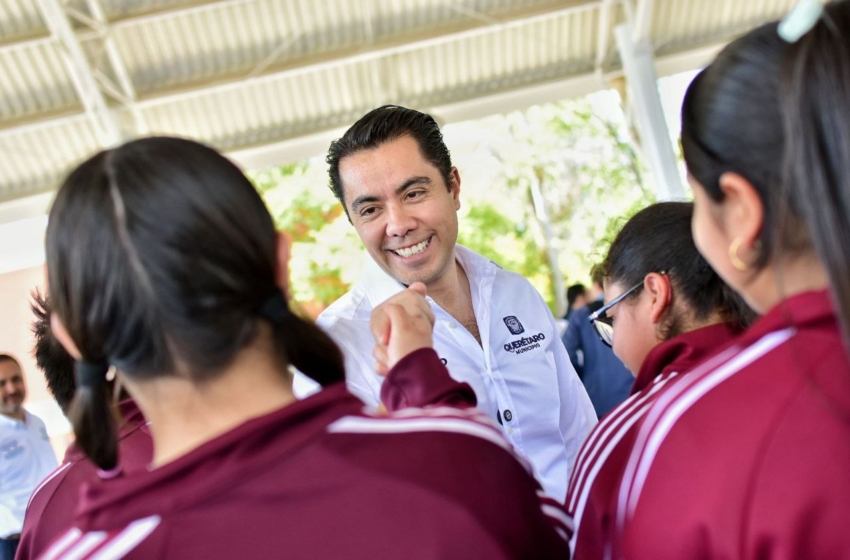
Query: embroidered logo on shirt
502 333 546 355
503 316 525 335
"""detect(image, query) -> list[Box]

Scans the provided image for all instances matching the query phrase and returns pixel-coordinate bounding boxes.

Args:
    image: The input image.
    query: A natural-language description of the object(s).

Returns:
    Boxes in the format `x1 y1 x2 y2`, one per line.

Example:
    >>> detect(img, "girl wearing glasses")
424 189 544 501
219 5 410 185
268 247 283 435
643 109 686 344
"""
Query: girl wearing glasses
618 2 850 557
564 201 752 559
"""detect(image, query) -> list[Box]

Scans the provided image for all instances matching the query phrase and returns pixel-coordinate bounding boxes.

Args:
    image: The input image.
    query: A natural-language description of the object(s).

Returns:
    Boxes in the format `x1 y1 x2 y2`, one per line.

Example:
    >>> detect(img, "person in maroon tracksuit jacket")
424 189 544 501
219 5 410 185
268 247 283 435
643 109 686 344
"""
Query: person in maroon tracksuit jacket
39 136 570 559
16 296 153 560
617 3 850 558
563 202 753 560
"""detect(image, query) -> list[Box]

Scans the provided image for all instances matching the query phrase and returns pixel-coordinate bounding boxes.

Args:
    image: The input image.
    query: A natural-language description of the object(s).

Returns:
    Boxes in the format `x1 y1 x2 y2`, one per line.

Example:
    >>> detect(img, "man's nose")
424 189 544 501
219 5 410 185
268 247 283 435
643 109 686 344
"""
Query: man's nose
385 205 416 237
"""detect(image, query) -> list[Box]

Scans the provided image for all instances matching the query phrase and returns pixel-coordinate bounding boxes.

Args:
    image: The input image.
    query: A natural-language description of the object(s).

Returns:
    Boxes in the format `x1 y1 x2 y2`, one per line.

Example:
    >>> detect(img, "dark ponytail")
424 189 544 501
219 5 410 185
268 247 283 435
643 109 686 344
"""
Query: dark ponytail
47 137 347 469
681 1 850 352
69 362 118 471
781 1 850 352
260 292 345 387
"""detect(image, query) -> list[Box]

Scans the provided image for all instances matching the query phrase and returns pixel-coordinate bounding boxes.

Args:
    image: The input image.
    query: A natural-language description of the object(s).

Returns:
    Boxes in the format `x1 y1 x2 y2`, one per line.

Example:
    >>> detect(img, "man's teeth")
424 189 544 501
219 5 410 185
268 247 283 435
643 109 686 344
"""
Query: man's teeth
394 239 430 257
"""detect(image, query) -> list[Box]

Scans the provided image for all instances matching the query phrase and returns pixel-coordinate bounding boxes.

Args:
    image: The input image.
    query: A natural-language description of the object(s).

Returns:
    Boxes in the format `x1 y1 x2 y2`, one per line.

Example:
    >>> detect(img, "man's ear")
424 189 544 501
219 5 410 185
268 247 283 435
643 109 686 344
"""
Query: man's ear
449 167 461 210
274 231 292 296
645 272 672 325
717 172 764 247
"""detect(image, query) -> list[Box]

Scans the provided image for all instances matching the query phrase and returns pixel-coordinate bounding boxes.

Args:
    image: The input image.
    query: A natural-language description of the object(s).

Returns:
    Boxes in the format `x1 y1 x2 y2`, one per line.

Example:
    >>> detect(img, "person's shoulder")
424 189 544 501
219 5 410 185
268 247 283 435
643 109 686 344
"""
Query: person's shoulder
326 406 530 469
570 305 593 323
25 410 49 429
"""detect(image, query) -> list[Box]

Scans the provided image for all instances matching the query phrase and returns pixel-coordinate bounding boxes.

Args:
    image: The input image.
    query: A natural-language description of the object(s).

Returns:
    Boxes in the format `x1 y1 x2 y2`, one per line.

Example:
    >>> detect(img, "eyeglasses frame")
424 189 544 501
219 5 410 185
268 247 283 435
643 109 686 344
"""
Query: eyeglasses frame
587 271 668 347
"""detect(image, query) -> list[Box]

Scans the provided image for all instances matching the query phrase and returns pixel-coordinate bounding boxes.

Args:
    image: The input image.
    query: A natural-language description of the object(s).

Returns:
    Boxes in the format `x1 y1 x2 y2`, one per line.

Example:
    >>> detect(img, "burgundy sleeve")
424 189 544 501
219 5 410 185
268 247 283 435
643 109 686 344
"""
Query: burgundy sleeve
381 348 477 411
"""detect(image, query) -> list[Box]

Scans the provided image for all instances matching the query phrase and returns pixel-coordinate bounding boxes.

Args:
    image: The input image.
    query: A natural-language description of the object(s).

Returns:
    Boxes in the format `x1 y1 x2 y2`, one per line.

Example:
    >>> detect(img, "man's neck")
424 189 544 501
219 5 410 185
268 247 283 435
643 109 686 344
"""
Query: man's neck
426 259 466 311
427 260 481 346
1 410 25 422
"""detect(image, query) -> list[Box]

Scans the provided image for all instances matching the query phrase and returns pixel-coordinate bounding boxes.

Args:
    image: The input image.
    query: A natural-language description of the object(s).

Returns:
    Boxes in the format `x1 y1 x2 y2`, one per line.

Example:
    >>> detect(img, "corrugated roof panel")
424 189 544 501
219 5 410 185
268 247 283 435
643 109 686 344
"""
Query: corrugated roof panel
0 0 818 205
0 41 80 124
391 7 597 109
117 0 581 99
0 0 46 44
92 0 217 23
0 116 99 198
651 0 797 54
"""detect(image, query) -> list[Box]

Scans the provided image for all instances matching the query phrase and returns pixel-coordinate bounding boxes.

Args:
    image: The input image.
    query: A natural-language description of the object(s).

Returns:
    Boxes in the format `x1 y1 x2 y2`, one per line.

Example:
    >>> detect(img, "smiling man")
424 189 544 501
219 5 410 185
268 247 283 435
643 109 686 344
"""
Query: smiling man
297 105 596 500
0 354 57 560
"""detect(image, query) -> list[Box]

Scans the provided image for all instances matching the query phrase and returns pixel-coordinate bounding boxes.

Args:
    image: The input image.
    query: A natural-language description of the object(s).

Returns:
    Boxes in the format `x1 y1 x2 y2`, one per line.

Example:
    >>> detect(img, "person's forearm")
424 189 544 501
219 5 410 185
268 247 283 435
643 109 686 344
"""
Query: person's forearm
381 348 477 410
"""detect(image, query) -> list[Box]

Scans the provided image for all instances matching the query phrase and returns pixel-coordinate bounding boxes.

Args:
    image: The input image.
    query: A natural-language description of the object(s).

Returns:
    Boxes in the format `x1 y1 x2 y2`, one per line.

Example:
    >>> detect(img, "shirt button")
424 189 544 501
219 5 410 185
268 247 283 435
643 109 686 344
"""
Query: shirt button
508 427 514 435
504 409 513 422
448 322 457 329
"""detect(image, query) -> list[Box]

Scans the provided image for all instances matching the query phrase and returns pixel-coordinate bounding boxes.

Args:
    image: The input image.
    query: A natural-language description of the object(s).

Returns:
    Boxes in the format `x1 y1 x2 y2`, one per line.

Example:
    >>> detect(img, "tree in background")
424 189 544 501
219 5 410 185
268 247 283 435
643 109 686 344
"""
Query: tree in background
251 90 655 317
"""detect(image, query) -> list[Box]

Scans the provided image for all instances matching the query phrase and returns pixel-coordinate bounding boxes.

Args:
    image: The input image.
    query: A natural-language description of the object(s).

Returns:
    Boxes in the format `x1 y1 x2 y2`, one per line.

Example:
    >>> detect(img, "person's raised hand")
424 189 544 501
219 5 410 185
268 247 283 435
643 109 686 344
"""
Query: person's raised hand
370 282 435 376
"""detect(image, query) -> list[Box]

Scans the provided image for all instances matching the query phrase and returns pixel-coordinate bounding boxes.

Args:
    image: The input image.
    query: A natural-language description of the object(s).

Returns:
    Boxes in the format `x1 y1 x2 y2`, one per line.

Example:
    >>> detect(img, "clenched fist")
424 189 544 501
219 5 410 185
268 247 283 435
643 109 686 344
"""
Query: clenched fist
370 282 436 376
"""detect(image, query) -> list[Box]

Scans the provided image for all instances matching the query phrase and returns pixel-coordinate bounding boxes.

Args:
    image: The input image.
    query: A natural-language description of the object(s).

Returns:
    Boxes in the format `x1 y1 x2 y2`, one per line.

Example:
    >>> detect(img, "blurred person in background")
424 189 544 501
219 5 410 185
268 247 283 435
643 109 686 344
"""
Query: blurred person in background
0 354 56 560
563 266 634 418
564 283 588 321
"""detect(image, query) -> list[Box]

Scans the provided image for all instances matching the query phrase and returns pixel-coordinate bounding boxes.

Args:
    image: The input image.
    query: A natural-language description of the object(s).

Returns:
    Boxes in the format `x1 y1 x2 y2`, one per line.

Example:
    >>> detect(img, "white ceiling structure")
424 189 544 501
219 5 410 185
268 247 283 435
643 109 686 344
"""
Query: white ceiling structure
0 0 798 228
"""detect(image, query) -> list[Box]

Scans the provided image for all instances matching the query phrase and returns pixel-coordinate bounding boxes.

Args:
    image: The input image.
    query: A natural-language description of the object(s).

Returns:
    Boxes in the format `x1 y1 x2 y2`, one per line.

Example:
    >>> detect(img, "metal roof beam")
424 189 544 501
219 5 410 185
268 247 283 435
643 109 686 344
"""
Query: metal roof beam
595 0 616 72
84 0 148 134
632 0 655 42
34 0 120 147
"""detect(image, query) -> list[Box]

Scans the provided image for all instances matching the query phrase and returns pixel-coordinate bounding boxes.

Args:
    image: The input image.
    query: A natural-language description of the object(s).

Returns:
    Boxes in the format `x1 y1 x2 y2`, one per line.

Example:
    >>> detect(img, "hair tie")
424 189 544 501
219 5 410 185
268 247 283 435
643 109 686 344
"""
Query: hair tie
259 291 290 324
778 0 823 43
75 361 109 389
97 465 122 480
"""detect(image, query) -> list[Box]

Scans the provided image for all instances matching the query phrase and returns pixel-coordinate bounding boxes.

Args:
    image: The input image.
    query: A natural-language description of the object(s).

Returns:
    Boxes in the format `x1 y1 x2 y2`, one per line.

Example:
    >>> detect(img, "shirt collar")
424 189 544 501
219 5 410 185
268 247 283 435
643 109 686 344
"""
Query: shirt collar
633 322 743 393
738 289 835 344
0 410 29 427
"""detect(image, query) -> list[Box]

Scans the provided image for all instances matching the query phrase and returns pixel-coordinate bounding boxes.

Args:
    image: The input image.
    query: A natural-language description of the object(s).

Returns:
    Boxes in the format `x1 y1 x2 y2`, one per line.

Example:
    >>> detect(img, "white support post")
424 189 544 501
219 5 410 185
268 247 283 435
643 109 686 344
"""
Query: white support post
530 168 567 318
35 0 121 147
614 22 684 200
85 0 148 135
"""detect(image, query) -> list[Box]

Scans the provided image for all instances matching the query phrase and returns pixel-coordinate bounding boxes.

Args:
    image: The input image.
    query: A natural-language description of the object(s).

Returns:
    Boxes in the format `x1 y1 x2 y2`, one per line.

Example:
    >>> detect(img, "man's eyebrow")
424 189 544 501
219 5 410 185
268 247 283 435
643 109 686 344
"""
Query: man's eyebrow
350 176 432 212
351 194 380 212
395 176 431 196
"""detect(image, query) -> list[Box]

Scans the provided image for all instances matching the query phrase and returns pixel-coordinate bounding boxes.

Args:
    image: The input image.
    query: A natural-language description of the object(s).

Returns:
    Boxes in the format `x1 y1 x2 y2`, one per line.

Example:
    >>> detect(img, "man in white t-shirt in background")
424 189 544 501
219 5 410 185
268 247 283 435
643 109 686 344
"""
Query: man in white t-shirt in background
0 354 57 560
295 105 596 501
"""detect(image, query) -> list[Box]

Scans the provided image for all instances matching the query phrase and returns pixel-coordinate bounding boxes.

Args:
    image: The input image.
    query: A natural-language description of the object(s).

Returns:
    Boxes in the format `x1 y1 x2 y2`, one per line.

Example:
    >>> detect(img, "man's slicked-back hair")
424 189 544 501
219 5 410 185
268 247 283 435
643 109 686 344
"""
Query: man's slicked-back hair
326 105 453 216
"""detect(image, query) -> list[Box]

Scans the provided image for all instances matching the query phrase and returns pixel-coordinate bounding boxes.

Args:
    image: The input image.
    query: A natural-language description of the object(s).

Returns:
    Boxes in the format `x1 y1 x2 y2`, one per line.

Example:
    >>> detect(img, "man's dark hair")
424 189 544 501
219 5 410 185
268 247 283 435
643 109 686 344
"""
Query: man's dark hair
326 105 453 217
30 291 76 415
566 284 586 308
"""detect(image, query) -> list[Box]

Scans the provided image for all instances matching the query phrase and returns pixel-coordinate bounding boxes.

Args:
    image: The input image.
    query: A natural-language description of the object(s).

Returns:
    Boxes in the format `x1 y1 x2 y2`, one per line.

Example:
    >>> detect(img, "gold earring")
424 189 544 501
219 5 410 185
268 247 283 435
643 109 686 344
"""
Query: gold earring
728 238 761 271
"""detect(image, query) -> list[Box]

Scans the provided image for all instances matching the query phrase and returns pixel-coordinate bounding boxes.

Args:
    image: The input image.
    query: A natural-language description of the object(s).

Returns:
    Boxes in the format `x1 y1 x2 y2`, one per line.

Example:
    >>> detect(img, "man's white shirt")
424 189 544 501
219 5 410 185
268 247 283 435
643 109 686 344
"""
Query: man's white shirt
295 246 597 500
0 410 58 537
